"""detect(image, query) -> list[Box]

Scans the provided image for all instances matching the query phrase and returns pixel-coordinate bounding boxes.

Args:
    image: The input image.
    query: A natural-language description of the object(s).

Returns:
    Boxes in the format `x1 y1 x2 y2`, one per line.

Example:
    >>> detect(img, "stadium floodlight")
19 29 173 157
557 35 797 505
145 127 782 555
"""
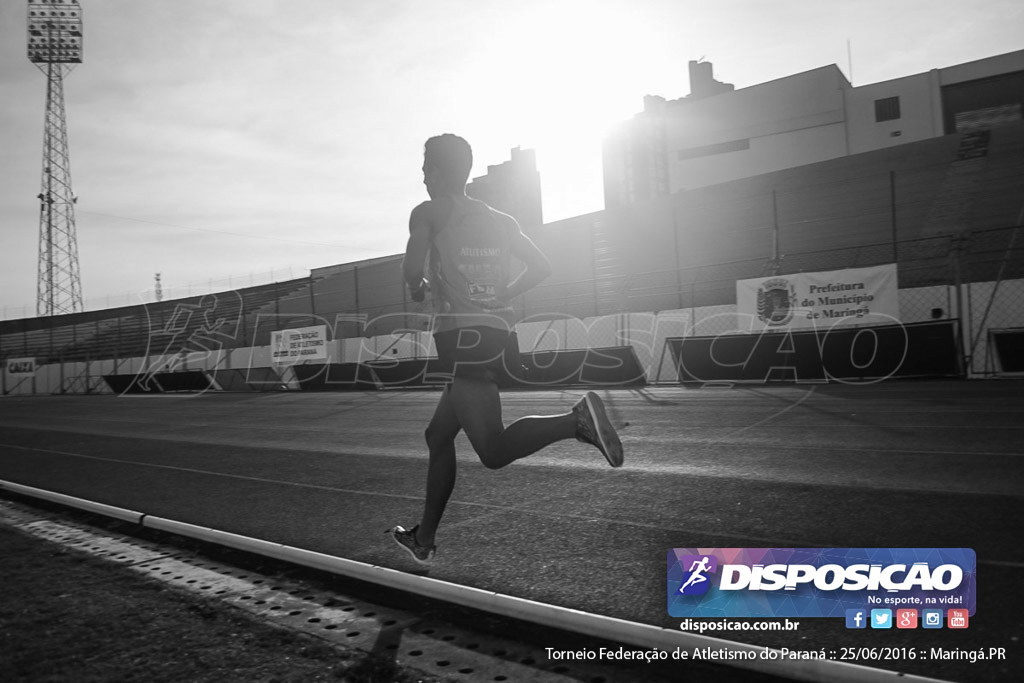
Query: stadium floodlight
27 0 83 64
27 0 84 317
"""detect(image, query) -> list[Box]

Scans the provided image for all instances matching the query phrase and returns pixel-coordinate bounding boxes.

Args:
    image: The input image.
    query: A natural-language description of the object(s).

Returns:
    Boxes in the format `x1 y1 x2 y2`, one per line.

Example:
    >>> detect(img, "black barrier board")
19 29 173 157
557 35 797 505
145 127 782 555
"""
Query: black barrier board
366 359 431 388
152 370 217 392
368 358 521 389
520 346 647 387
286 347 647 391
215 367 286 392
991 328 1024 374
290 363 378 391
103 373 161 394
667 319 960 383
102 370 216 393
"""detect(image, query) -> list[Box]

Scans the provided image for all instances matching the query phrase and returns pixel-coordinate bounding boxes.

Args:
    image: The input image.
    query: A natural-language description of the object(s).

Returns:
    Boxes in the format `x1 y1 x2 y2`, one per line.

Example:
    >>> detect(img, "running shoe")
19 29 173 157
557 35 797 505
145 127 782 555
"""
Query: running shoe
387 524 435 564
574 391 624 467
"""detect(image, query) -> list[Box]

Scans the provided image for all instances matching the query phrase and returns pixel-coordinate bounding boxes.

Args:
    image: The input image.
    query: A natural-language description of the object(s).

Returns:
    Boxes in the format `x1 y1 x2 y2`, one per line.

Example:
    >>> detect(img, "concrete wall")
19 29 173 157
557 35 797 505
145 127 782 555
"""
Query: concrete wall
845 72 943 154
939 50 1024 86
603 49 1024 204
666 66 851 191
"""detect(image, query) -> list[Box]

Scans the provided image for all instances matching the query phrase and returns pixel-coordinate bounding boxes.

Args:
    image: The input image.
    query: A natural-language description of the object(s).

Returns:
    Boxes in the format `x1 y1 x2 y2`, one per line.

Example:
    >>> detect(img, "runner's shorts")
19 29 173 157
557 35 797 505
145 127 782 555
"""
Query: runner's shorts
432 326 523 387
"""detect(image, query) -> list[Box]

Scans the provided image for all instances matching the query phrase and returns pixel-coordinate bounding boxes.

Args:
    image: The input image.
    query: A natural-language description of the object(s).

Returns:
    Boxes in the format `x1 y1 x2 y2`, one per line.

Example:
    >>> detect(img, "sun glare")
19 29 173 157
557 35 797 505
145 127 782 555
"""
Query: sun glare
467 1 661 220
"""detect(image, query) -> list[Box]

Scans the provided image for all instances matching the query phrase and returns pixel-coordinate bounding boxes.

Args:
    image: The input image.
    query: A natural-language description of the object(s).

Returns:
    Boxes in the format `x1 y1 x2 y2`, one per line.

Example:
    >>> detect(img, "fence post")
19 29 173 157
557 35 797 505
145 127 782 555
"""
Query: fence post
673 206 684 310
590 221 599 317
308 275 317 319
240 296 248 349
966 223 1023 364
354 266 360 318
115 314 122 374
951 234 968 378
890 170 899 263
771 189 780 275
401 267 408 329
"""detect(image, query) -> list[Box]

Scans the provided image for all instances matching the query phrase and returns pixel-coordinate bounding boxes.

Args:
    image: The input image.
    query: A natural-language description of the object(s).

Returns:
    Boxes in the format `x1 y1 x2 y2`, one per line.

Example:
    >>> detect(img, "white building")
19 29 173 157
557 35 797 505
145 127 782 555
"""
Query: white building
603 49 1024 208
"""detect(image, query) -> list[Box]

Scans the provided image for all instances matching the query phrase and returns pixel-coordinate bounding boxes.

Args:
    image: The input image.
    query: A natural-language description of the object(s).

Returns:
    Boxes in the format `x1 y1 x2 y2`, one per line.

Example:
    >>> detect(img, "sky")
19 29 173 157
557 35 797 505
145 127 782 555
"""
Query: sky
1 0 1021 319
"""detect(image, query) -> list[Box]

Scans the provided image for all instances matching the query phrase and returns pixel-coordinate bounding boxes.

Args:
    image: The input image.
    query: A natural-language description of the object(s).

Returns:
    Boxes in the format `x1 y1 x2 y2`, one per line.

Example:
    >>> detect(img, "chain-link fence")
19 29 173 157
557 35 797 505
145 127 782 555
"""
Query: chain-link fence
3 222 1022 394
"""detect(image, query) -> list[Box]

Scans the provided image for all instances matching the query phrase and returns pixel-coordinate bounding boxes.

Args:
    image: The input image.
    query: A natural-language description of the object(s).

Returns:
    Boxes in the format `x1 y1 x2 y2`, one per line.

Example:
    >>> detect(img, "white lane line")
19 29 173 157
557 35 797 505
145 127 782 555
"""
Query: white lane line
3 442 1024 568
4 417 1023 463
639 437 1024 460
0 443 865 548
704 386 818 445
4 430 1020 501
0 442 424 503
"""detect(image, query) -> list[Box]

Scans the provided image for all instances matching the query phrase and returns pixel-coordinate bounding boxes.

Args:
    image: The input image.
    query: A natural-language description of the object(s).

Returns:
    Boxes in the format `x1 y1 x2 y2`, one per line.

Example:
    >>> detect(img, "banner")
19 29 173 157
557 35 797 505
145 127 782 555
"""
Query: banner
737 264 899 331
271 325 328 364
5 358 37 376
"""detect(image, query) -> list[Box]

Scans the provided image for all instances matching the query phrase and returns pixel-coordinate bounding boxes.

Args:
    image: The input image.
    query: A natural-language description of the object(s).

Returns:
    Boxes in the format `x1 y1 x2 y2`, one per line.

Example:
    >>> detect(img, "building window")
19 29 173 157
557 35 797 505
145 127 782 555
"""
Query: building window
875 96 901 122
677 138 750 160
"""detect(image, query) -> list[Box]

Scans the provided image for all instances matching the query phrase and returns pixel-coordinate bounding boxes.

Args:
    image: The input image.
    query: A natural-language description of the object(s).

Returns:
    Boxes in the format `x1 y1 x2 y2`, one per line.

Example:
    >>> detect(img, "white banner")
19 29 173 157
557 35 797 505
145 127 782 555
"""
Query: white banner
271 325 328 364
5 358 37 376
737 264 899 331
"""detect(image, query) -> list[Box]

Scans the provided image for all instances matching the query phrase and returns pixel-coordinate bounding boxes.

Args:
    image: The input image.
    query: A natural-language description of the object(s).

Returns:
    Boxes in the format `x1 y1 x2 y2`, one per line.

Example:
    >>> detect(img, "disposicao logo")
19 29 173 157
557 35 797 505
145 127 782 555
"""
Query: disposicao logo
675 554 718 596
667 548 976 619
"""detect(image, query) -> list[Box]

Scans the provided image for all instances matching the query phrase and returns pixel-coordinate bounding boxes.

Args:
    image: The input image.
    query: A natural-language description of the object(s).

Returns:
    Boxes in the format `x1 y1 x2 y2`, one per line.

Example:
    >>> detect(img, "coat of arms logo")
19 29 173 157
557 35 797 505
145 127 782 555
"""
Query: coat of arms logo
756 278 796 327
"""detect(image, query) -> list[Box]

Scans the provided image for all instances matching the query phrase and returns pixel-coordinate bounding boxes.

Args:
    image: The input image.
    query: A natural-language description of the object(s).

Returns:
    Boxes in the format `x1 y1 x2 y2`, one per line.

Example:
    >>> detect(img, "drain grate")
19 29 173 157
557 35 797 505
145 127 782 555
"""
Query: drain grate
0 500 638 682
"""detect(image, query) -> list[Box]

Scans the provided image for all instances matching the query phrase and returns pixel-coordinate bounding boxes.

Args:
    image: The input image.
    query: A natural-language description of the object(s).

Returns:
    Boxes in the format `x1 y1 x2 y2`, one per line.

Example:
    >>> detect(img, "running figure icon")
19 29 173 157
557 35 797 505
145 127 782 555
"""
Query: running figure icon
679 556 712 593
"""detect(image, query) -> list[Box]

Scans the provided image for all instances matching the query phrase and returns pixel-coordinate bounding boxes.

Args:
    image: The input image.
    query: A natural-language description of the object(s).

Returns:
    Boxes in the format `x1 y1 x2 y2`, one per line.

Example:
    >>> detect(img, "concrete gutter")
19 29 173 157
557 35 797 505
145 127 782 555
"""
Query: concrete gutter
0 479 953 683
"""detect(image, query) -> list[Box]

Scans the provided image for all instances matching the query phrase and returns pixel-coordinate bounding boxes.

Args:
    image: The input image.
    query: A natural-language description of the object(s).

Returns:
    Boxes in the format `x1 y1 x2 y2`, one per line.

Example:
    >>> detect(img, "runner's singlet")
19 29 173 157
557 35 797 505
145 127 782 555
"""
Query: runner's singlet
428 197 517 333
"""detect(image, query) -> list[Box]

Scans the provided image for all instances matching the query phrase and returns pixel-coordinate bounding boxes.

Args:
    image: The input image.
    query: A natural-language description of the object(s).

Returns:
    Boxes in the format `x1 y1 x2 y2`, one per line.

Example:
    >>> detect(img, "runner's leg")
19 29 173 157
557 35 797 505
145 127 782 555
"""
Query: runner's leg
417 387 461 547
446 375 576 470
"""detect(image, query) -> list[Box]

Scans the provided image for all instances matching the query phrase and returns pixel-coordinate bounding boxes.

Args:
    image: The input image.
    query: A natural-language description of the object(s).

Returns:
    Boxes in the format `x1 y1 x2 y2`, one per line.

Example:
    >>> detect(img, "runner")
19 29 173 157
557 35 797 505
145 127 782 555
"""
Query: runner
679 556 711 593
388 134 623 564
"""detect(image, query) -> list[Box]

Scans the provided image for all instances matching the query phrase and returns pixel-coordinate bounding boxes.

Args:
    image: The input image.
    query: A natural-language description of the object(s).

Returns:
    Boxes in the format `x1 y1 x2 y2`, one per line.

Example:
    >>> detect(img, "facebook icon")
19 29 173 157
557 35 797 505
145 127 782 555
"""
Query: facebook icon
845 609 867 629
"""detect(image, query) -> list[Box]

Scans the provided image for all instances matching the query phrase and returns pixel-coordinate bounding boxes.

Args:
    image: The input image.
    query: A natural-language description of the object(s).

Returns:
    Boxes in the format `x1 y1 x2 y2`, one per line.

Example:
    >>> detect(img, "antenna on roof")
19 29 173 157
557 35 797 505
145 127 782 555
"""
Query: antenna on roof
847 39 854 84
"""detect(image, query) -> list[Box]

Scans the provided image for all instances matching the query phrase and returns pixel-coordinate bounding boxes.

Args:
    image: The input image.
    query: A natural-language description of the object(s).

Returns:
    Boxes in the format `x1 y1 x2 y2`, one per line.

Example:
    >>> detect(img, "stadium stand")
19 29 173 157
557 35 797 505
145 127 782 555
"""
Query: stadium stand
31 277 317 363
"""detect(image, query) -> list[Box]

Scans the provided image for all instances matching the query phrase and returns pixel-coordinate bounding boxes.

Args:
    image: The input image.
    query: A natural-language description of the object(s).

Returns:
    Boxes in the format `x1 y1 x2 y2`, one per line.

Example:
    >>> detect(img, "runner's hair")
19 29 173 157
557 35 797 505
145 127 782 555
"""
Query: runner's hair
424 134 473 190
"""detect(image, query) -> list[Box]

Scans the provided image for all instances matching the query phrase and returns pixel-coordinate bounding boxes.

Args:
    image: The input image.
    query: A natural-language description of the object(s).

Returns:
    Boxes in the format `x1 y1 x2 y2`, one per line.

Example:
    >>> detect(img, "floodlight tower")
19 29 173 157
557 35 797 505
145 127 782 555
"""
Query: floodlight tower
27 0 84 316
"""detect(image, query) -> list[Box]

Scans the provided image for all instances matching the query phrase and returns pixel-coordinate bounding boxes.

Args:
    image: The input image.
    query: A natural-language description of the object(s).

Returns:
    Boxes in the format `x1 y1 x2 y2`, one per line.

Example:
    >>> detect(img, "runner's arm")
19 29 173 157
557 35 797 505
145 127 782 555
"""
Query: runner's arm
403 202 432 300
506 221 552 300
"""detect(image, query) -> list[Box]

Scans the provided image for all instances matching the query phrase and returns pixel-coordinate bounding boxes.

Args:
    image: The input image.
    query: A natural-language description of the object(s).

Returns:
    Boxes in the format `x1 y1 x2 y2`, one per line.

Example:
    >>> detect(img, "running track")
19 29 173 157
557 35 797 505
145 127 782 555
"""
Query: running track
0 380 1021 682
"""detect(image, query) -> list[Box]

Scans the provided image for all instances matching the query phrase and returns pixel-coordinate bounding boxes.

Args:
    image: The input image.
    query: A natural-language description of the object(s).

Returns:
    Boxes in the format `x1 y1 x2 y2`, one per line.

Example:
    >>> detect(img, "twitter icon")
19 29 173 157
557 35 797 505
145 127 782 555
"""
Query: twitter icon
870 609 893 629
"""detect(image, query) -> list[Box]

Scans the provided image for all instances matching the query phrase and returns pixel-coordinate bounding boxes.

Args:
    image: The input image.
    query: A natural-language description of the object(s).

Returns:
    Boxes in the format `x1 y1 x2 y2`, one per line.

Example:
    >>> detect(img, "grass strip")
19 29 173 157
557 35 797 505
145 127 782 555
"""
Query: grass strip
0 525 442 683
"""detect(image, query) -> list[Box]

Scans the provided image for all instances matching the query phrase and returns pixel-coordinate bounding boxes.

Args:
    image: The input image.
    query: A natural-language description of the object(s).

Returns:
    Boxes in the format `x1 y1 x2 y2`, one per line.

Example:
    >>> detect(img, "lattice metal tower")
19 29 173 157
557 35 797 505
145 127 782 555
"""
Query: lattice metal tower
27 0 84 316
